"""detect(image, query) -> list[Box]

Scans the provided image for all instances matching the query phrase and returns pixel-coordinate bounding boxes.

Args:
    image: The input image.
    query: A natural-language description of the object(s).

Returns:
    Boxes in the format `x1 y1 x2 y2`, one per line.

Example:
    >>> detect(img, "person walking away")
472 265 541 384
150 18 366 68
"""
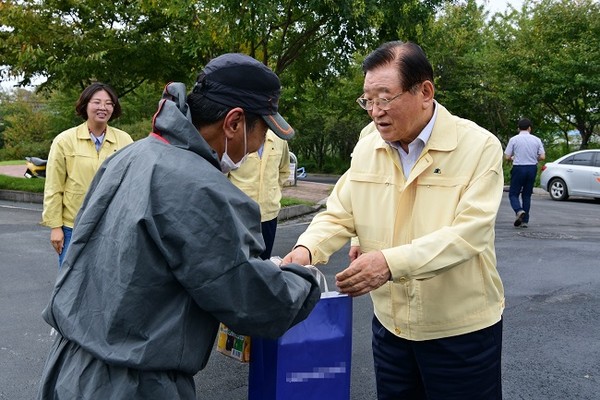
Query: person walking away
504 118 545 228
228 129 290 259
283 40 505 400
36 53 319 399
41 83 133 267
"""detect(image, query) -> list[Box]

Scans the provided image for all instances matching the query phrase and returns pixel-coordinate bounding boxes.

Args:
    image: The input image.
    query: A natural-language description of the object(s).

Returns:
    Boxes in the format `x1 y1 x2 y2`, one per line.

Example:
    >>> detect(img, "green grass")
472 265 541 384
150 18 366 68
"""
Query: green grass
0 160 317 204
280 197 314 207
0 174 45 193
0 160 46 192
0 174 315 204
0 177 313 204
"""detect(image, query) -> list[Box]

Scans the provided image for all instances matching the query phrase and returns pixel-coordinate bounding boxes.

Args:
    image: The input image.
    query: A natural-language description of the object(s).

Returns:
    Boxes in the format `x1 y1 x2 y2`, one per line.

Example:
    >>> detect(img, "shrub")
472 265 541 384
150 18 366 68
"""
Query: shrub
0 174 45 193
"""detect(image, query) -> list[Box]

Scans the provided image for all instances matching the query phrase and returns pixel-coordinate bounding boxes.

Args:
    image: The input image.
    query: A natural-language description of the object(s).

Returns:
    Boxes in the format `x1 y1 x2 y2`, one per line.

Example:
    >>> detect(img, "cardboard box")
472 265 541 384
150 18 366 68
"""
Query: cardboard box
216 323 251 362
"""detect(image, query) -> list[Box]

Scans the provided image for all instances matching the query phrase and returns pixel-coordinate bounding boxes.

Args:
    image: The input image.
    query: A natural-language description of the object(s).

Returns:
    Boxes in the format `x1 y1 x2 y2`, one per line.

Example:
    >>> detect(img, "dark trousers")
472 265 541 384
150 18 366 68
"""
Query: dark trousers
508 165 537 223
372 317 503 400
58 226 72 269
259 217 278 260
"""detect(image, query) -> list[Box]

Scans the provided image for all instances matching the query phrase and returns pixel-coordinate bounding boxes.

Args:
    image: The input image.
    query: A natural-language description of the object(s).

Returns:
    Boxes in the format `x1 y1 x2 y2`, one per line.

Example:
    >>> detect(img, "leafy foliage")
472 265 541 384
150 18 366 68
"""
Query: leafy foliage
0 90 54 159
422 2 491 120
1 0 448 94
0 82 161 159
285 60 370 172
491 0 600 149
0 0 195 95
1 0 597 170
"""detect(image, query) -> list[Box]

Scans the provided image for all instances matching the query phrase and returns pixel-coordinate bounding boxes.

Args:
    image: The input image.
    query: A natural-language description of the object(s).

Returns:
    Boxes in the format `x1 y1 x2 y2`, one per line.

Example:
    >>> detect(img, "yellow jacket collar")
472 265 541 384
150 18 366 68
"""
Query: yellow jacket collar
75 122 118 143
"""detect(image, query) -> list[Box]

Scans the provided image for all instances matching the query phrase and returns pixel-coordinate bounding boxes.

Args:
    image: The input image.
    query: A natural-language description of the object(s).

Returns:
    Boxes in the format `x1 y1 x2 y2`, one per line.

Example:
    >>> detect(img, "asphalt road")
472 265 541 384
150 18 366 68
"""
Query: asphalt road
1 193 599 399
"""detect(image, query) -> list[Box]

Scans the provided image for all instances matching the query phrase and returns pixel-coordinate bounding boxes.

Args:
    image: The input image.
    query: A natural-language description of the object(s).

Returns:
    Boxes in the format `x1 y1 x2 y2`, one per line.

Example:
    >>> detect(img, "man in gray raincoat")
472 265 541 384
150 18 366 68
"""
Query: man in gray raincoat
37 53 321 399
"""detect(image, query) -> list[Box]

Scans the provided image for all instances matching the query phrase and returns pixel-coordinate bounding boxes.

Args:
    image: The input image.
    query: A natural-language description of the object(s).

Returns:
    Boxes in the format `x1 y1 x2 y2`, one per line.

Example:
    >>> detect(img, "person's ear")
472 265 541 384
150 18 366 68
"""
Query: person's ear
222 107 245 140
419 80 435 109
421 80 434 102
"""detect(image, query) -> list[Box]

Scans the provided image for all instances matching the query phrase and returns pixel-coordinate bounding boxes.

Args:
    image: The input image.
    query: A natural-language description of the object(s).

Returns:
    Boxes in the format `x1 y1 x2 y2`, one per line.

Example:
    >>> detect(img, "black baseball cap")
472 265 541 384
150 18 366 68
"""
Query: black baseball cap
196 53 294 140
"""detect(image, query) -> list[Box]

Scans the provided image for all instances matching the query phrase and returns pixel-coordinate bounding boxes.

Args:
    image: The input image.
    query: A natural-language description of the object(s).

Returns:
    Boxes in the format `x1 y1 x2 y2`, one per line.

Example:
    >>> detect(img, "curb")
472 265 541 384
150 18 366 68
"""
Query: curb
277 197 327 221
277 205 319 221
2 188 547 208
2 188 548 213
0 189 327 220
278 197 327 221
0 190 43 204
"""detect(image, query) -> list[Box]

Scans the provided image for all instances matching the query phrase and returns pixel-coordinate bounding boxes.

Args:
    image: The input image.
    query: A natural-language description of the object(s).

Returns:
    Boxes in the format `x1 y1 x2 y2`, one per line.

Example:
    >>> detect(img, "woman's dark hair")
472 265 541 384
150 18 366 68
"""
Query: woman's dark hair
187 74 261 130
75 82 122 121
362 41 434 93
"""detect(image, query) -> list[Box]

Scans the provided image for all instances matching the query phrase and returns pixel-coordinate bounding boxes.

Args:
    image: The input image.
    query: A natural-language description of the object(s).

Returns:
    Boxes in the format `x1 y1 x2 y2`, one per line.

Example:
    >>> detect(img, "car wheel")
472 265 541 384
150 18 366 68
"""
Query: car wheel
548 178 569 201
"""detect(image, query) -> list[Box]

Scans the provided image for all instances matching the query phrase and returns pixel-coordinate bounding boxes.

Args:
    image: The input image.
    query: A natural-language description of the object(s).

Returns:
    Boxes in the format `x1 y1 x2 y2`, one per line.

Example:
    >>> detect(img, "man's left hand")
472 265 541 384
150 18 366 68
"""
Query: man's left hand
335 251 391 297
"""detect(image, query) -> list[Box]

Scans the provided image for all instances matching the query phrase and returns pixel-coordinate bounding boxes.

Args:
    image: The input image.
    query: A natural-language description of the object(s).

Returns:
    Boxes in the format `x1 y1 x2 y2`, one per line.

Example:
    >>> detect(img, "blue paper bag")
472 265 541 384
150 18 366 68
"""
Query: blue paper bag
248 292 352 400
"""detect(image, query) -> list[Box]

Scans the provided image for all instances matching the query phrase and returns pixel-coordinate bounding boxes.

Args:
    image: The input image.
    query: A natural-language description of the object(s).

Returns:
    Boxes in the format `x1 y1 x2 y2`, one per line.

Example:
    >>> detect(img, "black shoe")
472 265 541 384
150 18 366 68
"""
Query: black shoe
514 210 525 227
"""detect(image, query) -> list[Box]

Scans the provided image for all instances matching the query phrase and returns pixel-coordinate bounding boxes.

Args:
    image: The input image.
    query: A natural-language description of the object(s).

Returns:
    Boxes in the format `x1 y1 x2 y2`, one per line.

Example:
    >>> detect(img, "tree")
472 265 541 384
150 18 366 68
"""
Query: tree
0 0 195 96
285 60 369 171
420 0 514 137
493 0 600 149
1 0 455 170
0 89 54 159
1 0 449 95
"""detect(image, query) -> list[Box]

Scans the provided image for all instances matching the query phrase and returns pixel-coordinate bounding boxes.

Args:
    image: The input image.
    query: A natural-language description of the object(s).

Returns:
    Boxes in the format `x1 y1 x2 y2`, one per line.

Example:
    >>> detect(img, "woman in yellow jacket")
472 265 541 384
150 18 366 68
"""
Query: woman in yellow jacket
42 83 133 267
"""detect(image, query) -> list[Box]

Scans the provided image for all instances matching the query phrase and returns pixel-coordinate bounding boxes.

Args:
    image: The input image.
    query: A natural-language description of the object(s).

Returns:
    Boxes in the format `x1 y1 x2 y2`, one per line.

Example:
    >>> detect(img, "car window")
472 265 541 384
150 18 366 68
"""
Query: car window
571 152 594 166
559 155 574 165
594 154 600 167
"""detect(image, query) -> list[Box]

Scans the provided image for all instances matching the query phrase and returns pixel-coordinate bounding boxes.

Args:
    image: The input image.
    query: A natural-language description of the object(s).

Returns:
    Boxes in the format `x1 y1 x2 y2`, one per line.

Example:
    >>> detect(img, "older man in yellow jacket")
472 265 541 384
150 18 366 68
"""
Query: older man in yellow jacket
228 129 290 259
283 41 505 400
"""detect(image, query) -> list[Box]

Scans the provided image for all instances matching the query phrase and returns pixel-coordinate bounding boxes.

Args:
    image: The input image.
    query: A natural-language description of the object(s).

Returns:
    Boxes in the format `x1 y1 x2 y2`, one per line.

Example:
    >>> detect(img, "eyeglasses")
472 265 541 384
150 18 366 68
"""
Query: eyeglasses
89 100 115 108
356 91 405 111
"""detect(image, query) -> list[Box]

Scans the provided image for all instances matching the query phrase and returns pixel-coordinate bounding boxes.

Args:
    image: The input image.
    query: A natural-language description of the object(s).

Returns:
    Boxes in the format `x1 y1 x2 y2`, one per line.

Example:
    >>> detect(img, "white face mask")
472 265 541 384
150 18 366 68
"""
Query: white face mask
220 123 248 174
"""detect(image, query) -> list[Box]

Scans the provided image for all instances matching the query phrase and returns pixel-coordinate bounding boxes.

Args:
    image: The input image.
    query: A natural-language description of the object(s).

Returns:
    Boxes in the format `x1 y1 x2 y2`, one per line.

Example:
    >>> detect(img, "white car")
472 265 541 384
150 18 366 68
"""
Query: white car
540 149 600 201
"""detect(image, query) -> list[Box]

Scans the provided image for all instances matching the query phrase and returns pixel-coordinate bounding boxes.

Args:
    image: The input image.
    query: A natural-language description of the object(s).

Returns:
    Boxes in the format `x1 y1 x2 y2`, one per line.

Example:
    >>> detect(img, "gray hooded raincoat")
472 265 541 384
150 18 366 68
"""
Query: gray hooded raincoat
37 83 320 399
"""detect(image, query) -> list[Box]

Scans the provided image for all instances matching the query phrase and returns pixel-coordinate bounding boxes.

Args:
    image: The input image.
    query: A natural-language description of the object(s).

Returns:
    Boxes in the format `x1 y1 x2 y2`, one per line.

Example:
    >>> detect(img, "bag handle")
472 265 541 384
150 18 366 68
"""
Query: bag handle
270 257 329 292
304 265 329 293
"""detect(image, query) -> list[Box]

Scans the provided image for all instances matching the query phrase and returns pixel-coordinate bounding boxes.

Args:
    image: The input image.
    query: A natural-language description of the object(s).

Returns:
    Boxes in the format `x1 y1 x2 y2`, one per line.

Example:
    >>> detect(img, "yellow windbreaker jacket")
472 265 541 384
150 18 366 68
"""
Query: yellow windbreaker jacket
296 104 505 340
42 122 133 229
228 130 290 222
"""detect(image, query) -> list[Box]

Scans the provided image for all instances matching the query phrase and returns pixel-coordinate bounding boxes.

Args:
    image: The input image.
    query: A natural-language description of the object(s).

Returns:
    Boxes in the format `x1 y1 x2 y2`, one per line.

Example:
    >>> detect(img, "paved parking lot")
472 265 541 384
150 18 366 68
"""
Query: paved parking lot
1 192 599 399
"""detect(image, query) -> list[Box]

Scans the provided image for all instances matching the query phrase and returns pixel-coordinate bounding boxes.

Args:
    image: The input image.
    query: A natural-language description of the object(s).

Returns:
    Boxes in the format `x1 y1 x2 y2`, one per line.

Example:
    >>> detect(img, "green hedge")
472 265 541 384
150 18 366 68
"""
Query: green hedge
0 174 45 193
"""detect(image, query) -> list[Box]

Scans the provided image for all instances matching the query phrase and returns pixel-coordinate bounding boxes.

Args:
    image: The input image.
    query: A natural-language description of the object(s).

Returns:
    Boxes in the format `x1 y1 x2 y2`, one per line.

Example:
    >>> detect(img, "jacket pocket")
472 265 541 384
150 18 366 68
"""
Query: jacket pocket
415 259 487 326
349 171 393 185
348 172 399 244
413 175 469 231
